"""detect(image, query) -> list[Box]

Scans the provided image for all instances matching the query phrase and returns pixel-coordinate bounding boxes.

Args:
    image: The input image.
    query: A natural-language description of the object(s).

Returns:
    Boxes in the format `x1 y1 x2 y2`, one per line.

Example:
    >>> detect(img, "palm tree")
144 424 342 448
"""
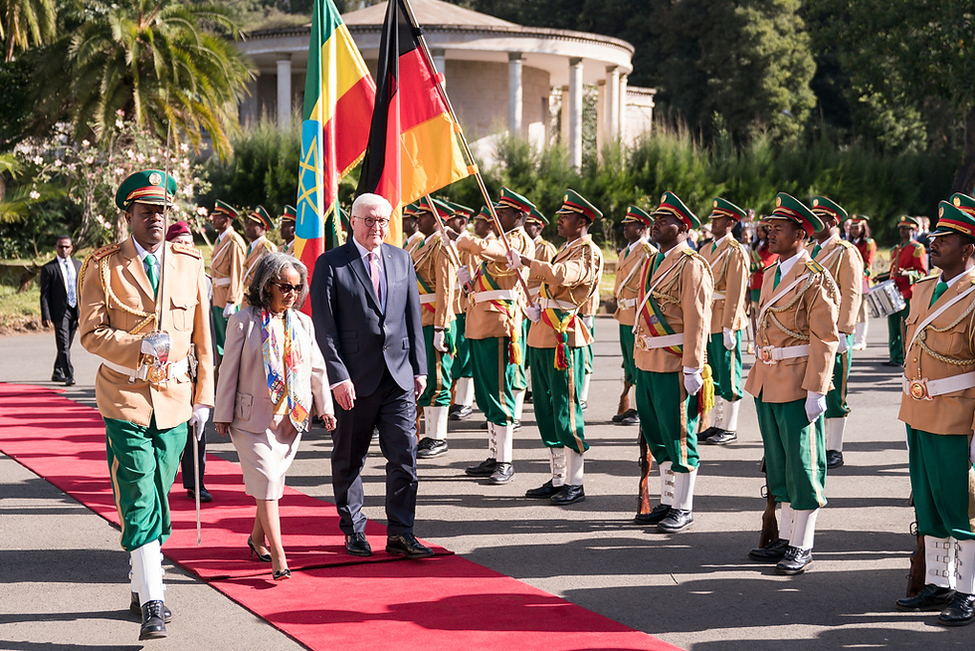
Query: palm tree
68 0 254 158
0 0 56 62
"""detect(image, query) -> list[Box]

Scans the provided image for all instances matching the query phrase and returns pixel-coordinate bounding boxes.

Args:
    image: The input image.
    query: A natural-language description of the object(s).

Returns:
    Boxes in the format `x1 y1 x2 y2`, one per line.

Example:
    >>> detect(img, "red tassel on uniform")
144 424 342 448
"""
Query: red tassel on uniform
554 335 570 370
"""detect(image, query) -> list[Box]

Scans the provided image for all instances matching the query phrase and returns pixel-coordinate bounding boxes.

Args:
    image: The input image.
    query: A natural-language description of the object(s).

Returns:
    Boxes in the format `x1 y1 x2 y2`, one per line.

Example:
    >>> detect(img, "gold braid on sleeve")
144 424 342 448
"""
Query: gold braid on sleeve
98 256 157 335
759 274 817 342
915 300 975 367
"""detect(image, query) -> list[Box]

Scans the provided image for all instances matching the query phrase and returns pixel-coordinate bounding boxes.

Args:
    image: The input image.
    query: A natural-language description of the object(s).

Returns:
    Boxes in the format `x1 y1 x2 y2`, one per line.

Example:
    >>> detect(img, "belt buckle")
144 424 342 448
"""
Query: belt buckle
760 346 776 365
146 362 170 385
909 378 931 401
635 335 648 351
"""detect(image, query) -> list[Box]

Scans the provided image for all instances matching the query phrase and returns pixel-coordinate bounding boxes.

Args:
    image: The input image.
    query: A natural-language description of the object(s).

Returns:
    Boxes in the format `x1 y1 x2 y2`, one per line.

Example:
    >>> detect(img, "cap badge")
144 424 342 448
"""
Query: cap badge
149 172 163 186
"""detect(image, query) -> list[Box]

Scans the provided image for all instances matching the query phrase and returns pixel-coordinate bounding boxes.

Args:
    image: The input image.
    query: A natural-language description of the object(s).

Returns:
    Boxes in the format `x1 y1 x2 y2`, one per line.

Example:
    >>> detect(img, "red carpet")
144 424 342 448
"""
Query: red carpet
0 383 682 651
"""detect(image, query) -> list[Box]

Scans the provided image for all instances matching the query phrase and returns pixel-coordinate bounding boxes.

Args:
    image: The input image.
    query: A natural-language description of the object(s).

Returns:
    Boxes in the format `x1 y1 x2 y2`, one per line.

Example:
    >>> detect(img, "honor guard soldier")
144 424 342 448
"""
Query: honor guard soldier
578 243 604 411
78 170 214 640
699 198 749 445
445 201 476 422
632 192 713 532
279 205 297 256
612 205 656 426
208 200 245 358
744 193 838 575
403 203 422 252
809 196 864 469
508 189 601 504
450 189 535 484
241 206 278 302
894 201 975 625
886 215 928 366
523 206 557 406
850 215 877 350
411 197 459 458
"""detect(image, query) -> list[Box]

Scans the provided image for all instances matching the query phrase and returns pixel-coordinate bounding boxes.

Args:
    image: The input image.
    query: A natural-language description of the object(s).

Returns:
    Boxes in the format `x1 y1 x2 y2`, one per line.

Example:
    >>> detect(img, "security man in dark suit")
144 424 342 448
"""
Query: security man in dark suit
311 193 432 560
40 235 82 385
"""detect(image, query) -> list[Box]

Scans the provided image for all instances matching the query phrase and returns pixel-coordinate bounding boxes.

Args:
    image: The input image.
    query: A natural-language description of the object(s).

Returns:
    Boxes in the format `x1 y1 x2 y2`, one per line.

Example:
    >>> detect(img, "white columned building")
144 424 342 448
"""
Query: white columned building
276 54 292 130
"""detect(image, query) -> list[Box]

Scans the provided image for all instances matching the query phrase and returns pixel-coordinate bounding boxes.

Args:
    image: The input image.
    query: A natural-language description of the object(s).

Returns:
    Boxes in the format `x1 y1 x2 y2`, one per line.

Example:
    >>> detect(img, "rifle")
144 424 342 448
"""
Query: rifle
636 432 653 516
758 457 779 549
906 521 925 598
617 380 632 418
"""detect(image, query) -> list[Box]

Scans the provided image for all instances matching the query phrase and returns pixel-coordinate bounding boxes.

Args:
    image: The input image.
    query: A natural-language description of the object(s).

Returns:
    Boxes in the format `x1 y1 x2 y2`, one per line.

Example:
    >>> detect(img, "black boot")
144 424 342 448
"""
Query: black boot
139 600 167 640
895 583 954 612
938 592 975 626
130 592 172 622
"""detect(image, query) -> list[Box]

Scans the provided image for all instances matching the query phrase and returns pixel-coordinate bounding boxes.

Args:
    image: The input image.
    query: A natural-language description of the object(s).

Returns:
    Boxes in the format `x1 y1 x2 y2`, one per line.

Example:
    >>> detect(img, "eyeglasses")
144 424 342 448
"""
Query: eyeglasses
358 217 390 228
272 282 302 294
56 245 72 249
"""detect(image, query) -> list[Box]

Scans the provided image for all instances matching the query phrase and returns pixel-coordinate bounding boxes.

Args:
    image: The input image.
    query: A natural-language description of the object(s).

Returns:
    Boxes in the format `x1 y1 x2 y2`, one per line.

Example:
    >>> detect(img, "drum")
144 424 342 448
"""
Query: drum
864 279 907 318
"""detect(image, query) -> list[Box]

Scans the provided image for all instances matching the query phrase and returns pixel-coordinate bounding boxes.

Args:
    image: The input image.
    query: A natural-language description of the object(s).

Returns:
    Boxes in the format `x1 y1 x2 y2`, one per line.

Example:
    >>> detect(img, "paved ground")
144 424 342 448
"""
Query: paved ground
1 316 972 650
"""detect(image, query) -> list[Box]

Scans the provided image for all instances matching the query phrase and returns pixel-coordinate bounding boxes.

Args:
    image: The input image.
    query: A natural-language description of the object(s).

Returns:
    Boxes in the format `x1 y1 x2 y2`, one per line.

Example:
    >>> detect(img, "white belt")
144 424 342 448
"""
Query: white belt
213 278 231 287
758 344 809 365
529 286 541 297
903 371 975 400
636 333 684 350
474 290 517 303
712 291 725 301
618 297 637 309
537 298 576 310
100 357 189 383
419 294 437 305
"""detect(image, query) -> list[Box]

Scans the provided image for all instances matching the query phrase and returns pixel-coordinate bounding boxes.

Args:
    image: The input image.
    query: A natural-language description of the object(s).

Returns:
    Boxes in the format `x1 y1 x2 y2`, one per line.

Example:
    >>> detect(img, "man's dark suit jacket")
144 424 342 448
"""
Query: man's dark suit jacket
40 256 81 322
311 239 425 395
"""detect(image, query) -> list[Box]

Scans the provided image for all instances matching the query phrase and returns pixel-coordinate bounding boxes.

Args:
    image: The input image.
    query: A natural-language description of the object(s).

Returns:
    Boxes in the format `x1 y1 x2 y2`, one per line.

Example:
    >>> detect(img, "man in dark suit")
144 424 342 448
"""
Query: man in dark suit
311 193 432 559
40 235 82 386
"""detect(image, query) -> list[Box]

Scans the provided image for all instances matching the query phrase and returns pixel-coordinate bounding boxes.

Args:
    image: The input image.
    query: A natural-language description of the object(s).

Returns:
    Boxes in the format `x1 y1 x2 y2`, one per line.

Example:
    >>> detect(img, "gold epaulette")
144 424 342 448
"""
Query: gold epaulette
837 239 856 249
915 275 939 285
90 243 121 260
806 259 825 274
171 242 202 258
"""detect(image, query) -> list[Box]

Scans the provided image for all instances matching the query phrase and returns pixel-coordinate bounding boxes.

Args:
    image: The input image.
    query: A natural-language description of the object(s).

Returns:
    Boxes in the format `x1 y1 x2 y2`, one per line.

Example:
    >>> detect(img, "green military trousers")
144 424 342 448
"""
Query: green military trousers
619 325 637 385
527 346 588 454
754 395 827 511
635 369 700 473
418 323 455 408
469 336 520 426
706 331 743 402
825 333 853 419
907 426 975 541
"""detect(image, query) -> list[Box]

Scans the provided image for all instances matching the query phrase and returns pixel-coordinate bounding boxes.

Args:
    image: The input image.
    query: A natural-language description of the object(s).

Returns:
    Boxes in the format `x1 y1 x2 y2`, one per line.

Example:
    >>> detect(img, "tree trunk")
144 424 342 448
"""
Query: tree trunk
951 105 975 194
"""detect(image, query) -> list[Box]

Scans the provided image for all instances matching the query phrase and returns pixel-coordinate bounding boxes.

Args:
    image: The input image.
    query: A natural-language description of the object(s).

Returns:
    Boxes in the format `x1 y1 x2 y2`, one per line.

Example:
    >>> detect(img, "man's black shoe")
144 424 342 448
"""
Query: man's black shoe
416 437 448 458
524 391 533 404
697 426 719 442
620 410 640 426
186 488 212 503
706 430 737 445
634 503 671 525
525 479 561 498
938 592 975 626
345 532 373 557
51 373 65 382
748 538 789 563
139 600 167 640
466 457 497 477
130 593 172 622
449 405 473 421
386 533 434 559
826 450 844 469
488 462 515 484
896 583 955 612
551 484 585 505
775 546 813 574
658 508 694 532
64 377 76 386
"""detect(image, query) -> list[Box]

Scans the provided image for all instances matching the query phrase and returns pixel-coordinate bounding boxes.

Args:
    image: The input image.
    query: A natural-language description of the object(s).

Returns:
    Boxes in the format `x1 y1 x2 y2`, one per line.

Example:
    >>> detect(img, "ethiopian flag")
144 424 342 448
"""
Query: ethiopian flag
356 0 477 245
295 0 375 291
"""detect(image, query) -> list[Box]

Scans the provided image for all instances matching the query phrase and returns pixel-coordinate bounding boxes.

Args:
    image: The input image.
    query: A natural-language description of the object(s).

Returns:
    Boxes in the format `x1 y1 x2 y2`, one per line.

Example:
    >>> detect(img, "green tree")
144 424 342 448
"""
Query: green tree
67 0 255 159
0 0 56 62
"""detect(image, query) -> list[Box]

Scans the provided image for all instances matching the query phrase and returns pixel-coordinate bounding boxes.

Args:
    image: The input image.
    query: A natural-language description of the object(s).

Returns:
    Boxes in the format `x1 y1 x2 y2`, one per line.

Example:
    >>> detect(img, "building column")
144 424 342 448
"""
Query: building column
618 73 629 142
432 48 446 88
595 80 606 155
508 52 524 138
276 54 293 130
568 57 584 170
605 66 620 142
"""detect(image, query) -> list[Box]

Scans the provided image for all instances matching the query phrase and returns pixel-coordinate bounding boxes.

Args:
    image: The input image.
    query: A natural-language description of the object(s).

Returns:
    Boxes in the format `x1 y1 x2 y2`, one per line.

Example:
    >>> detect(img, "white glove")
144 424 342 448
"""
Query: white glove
526 304 542 323
805 391 827 423
722 328 735 351
457 265 471 285
683 367 704 396
433 329 448 353
837 334 849 354
140 338 159 357
223 303 237 318
505 250 524 270
188 404 210 441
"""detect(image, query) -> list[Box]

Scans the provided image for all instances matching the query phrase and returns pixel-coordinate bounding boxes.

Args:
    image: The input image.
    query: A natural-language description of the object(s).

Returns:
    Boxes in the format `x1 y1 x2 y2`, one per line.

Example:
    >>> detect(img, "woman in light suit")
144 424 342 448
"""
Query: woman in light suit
214 253 336 580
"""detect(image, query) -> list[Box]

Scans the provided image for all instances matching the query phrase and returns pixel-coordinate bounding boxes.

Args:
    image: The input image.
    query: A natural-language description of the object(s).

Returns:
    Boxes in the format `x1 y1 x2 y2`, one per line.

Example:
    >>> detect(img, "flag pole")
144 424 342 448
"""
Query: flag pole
400 0 535 306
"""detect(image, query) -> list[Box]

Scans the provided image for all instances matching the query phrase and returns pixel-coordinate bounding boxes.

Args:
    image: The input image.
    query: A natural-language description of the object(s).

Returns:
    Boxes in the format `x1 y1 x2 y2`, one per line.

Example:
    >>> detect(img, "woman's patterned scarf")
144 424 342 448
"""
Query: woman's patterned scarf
261 308 310 432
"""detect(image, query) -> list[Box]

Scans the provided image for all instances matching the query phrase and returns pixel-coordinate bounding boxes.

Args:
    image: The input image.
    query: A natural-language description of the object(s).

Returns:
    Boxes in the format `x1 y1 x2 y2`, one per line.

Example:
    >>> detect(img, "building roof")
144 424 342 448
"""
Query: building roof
342 0 518 28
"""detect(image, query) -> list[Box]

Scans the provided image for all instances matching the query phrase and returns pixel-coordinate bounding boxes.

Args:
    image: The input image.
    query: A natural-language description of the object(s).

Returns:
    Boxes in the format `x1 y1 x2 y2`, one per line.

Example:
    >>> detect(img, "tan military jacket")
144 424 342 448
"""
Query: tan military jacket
899 270 975 435
699 234 749 333
404 231 423 255
613 238 657 327
210 227 246 309
453 249 477 316
241 236 278 306
78 237 215 429
808 234 863 335
411 232 457 329
456 227 534 340
526 235 601 349
744 250 839 402
632 241 713 373
281 240 295 256
527 236 558 301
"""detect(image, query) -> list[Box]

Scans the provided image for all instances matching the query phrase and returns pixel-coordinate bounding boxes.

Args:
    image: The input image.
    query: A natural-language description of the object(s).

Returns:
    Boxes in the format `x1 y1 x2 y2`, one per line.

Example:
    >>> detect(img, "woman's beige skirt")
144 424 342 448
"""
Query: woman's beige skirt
230 415 302 500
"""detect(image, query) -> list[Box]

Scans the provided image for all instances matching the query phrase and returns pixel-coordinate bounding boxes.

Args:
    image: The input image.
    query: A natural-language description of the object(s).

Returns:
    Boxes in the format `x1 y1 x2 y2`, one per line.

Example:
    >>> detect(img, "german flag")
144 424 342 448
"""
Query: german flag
295 0 375 301
356 0 478 246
